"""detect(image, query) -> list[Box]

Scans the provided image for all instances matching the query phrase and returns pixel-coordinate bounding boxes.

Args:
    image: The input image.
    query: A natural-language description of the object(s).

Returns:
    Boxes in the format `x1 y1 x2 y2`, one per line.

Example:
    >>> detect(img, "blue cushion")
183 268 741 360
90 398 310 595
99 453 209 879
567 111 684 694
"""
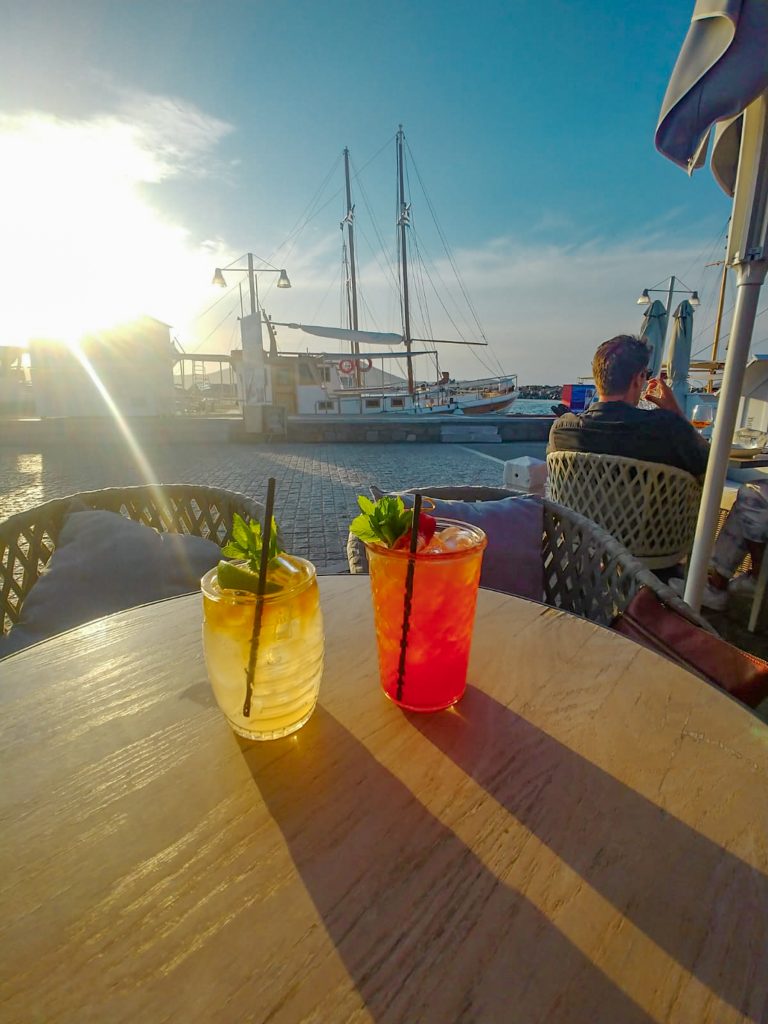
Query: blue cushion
367 486 543 599
0 509 221 657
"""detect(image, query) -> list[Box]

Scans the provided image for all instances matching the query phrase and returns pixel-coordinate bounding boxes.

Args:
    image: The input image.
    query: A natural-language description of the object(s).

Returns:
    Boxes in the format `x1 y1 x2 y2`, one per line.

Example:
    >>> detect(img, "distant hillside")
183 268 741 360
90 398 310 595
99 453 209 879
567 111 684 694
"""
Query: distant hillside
518 384 562 400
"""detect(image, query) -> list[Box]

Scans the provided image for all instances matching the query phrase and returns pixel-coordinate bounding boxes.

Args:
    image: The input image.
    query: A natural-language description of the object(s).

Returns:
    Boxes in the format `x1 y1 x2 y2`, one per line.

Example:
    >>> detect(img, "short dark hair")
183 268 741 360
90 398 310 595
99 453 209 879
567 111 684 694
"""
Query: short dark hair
592 335 650 395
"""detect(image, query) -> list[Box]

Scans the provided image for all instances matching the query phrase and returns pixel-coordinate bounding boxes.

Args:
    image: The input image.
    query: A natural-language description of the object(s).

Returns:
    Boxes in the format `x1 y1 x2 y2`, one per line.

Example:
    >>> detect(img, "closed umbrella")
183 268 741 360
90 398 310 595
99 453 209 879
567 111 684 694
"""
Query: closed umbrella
655 0 768 612
667 299 695 411
639 299 668 377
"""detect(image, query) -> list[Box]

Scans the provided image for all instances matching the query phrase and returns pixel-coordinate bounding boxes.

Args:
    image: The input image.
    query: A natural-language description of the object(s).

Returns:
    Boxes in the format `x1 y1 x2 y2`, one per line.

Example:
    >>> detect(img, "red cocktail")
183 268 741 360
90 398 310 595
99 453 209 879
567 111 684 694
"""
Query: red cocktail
365 518 486 711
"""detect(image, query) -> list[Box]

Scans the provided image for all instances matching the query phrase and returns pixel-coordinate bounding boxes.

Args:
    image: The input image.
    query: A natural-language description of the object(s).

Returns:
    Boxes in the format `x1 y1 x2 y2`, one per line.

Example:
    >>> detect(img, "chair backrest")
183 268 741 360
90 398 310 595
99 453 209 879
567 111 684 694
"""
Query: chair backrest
346 491 712 632
546 451 701 569
0 484 264 635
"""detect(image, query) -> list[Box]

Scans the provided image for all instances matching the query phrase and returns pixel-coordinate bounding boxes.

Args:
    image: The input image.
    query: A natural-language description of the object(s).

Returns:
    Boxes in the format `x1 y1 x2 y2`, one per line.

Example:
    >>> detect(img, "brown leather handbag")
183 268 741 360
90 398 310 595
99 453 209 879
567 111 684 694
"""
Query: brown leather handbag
612 586 768 709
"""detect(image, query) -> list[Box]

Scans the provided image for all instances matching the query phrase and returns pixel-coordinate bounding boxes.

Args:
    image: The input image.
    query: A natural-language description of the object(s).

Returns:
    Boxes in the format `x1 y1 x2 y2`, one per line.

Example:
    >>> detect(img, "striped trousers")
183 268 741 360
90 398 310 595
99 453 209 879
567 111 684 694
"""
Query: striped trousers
712 480 768 579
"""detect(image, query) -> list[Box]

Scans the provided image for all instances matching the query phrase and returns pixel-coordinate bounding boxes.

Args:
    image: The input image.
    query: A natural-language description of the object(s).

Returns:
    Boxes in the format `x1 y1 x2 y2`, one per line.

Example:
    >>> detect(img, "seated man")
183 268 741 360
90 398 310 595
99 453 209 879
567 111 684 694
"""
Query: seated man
548 334 708 479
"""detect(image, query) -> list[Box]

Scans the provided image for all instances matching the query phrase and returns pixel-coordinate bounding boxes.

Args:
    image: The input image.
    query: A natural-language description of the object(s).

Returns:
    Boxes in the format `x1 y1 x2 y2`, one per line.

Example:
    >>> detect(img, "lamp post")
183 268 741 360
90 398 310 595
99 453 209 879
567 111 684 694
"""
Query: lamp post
212 254 291 355
637 276 700 410
636 275 700 346
212 255 291 425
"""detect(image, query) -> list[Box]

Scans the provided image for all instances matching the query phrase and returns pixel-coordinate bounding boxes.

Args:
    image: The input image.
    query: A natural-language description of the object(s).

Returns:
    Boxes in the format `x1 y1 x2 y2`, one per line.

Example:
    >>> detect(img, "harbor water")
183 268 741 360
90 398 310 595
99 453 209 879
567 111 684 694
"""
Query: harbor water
508 398 559 416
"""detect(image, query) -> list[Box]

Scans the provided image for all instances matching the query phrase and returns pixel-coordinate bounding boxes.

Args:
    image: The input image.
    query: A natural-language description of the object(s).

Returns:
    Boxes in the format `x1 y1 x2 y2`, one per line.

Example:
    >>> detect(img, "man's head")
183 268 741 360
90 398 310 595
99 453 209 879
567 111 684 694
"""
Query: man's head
592 335 651 405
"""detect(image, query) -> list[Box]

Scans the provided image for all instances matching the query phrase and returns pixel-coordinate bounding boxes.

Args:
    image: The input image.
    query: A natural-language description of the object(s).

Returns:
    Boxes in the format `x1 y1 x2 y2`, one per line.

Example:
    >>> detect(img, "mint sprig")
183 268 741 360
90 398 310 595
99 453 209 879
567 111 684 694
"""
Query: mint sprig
349 495 413 548
221 512 282 571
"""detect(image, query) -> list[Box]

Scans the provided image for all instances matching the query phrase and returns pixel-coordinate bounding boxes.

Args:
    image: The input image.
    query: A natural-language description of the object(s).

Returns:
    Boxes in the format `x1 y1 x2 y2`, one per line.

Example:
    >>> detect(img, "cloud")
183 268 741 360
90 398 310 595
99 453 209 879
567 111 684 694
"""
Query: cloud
529 209 578 234
232 230 730 385
455 235 728 383
114 89 234 179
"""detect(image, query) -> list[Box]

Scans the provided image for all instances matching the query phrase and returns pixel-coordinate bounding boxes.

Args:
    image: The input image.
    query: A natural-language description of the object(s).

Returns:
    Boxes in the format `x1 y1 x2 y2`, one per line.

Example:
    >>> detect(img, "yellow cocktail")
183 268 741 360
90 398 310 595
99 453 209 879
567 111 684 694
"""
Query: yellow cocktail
201 555 323 740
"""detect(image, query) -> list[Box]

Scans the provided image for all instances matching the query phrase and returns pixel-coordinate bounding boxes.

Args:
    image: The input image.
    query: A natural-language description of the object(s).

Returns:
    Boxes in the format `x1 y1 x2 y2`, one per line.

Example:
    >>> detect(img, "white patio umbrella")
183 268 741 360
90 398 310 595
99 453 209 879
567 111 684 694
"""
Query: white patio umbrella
667 299 695 411
655 0 768 612
639 299 668 378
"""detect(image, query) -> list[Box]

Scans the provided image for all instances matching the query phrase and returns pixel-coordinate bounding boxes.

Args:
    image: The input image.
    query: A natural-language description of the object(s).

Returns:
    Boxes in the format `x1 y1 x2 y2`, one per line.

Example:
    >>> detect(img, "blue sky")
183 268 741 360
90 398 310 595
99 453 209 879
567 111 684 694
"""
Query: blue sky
0 0 741 382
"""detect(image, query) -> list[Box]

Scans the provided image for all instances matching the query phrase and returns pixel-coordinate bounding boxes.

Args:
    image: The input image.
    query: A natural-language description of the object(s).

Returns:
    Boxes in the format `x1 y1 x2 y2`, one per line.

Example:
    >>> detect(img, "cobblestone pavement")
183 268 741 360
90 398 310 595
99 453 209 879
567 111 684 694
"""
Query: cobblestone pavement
0 442 507 570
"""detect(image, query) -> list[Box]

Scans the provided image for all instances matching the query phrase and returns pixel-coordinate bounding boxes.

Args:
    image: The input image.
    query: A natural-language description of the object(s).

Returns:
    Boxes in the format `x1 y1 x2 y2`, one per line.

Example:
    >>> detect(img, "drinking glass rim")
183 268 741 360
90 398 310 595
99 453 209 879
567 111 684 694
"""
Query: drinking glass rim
363 516 487 560
201 555 317 605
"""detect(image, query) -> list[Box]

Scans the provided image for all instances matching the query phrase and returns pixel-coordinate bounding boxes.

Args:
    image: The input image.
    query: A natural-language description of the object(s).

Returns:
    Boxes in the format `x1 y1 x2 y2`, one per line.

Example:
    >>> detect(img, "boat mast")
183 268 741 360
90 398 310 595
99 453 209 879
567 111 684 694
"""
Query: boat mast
343 147 362 387
397 125 415 394
707 256 729 393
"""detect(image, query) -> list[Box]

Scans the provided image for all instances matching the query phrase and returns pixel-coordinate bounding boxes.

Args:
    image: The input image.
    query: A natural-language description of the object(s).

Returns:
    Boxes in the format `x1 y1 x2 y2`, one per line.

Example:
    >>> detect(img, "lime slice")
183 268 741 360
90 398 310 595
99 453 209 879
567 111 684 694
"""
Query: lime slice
216 561 280 594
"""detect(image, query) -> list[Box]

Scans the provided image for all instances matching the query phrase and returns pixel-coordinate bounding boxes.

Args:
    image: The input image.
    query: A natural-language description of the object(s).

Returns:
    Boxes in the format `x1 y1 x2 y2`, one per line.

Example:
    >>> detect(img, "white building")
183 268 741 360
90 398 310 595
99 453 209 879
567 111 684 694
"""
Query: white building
0 346 31 414
29 317 175 418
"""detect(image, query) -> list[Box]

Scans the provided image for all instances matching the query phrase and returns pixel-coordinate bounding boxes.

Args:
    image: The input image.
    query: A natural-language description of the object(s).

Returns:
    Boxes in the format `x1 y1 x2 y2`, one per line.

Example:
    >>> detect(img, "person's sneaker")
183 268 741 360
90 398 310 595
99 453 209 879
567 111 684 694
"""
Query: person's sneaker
701 584 729 611
668 577 728 610
728 573 758 598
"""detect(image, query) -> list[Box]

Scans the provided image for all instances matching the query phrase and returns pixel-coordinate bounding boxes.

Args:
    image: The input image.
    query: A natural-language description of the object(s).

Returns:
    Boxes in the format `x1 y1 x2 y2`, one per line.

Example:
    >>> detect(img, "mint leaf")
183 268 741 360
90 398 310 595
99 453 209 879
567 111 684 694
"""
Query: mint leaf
349 494 415 548
223 514 283 571
231 513 250 549
349 513 378 543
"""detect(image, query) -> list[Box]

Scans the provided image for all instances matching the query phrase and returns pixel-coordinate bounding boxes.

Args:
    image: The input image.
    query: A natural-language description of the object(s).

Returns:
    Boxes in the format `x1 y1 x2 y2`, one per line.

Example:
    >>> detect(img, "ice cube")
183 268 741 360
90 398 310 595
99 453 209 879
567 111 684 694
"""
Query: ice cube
438 526 476 550
422 535 447 554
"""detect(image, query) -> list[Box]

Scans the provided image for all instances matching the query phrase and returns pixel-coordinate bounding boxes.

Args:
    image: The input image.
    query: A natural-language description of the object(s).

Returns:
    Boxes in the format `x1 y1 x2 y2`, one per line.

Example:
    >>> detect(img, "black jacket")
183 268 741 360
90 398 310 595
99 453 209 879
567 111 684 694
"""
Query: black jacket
548 401 709 479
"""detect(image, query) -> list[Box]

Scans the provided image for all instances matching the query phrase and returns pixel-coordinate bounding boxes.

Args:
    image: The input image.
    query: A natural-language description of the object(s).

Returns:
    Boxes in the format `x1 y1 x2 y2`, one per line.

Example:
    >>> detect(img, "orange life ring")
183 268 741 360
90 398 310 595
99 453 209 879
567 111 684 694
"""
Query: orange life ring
338 358 355 374
357 357 373 372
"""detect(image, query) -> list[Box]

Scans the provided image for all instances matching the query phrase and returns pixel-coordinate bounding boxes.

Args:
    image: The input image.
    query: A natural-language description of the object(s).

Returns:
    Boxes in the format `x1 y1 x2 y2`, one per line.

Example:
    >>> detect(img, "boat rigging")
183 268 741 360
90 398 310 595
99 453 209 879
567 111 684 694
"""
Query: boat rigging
266 126 517 415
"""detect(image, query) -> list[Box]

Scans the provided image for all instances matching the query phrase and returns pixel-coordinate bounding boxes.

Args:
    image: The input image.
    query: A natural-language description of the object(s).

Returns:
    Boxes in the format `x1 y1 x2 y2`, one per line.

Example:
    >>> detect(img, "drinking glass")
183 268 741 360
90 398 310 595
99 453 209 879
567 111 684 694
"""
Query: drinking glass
201 556 324 740
691 403 714 435
365 518 487 711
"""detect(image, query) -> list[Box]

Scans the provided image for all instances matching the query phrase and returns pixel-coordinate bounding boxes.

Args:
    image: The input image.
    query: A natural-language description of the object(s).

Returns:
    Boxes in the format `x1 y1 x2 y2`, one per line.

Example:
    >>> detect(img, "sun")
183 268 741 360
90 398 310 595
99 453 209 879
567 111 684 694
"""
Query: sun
0 112 216 347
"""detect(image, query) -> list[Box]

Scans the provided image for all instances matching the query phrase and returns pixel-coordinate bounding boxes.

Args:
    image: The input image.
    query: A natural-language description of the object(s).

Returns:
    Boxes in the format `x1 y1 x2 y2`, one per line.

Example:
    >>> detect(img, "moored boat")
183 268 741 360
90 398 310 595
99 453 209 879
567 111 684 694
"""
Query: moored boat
269 127 517 417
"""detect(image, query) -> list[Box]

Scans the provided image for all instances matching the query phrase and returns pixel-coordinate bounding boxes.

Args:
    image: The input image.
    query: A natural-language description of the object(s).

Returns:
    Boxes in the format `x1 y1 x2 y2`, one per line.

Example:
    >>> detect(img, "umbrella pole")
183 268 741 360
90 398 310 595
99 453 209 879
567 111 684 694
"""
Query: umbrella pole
684 259 768 611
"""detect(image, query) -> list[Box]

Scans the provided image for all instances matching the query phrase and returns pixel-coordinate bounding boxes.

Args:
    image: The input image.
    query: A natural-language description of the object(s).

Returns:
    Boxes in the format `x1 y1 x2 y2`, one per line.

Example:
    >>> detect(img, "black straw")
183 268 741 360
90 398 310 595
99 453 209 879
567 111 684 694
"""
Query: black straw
395 493 422 702
243 477 276 717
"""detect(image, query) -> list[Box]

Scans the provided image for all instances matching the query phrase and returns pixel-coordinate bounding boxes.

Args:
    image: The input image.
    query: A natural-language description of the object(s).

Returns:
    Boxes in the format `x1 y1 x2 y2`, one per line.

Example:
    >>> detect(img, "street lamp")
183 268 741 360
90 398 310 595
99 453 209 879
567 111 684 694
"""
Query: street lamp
636 275 701 409
636 276 699 310
635 275 699 354
212 253 291 319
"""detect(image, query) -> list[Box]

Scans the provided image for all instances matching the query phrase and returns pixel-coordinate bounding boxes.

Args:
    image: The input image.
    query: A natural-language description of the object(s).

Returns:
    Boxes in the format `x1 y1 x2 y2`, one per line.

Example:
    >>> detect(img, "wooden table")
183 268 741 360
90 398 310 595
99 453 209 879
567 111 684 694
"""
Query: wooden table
1 579 767 1024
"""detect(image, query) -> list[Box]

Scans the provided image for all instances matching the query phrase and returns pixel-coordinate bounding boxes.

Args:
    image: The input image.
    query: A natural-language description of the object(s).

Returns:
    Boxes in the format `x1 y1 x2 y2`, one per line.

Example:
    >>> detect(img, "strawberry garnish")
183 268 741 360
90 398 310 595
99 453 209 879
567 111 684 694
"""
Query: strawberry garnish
417 511 437 544
393 511 437 550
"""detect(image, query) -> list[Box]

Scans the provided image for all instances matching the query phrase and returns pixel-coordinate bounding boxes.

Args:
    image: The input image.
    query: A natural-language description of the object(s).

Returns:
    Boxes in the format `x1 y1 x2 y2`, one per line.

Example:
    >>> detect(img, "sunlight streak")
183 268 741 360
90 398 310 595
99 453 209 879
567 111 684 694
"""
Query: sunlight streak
67 341 160 490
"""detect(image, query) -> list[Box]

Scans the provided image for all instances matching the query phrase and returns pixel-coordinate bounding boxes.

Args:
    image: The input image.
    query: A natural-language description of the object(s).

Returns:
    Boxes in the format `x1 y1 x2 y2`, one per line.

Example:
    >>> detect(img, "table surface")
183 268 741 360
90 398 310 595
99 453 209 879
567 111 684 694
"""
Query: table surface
1 578 767 1024
726 461 768 483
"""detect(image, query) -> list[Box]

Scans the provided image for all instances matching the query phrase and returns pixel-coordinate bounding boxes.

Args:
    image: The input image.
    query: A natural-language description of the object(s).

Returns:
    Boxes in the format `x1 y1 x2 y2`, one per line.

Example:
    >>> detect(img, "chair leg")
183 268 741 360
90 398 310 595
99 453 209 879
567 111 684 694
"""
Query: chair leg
748 553 768 633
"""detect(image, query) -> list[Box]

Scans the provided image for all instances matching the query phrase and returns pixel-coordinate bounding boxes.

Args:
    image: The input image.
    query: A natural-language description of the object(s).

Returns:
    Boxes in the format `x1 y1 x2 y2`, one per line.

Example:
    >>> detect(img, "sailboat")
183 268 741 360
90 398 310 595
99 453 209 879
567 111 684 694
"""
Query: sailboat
270 127 518 416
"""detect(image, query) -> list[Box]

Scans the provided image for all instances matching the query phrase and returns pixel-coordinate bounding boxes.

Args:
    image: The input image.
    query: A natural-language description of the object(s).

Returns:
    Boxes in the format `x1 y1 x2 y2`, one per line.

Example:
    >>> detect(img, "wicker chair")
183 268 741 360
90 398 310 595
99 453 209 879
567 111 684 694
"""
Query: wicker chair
0 484 264 636
346 491 712 631
546 451 702 570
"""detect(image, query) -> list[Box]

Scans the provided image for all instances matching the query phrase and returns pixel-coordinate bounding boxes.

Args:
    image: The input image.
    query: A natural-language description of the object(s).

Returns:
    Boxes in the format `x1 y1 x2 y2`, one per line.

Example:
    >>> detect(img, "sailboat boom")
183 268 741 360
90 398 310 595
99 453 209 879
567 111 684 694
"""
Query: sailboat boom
411 338 488 346
272 323 403 346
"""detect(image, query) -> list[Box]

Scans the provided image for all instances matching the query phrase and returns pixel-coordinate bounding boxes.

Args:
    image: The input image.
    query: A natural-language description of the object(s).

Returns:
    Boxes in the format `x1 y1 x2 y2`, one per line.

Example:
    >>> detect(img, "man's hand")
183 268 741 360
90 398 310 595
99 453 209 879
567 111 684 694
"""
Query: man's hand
645 377 683 416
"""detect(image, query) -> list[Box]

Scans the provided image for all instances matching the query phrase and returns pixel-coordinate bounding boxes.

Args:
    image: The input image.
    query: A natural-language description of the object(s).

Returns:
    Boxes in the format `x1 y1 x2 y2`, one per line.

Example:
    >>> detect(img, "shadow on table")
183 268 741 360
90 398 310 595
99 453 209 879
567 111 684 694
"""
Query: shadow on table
239 709 654 1024
409 687 768 1020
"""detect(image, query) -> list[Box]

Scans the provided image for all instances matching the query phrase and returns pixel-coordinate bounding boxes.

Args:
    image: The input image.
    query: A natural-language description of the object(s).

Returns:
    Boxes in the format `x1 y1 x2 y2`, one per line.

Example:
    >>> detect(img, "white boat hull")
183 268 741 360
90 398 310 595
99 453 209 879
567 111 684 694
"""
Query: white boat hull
297 379 517 416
